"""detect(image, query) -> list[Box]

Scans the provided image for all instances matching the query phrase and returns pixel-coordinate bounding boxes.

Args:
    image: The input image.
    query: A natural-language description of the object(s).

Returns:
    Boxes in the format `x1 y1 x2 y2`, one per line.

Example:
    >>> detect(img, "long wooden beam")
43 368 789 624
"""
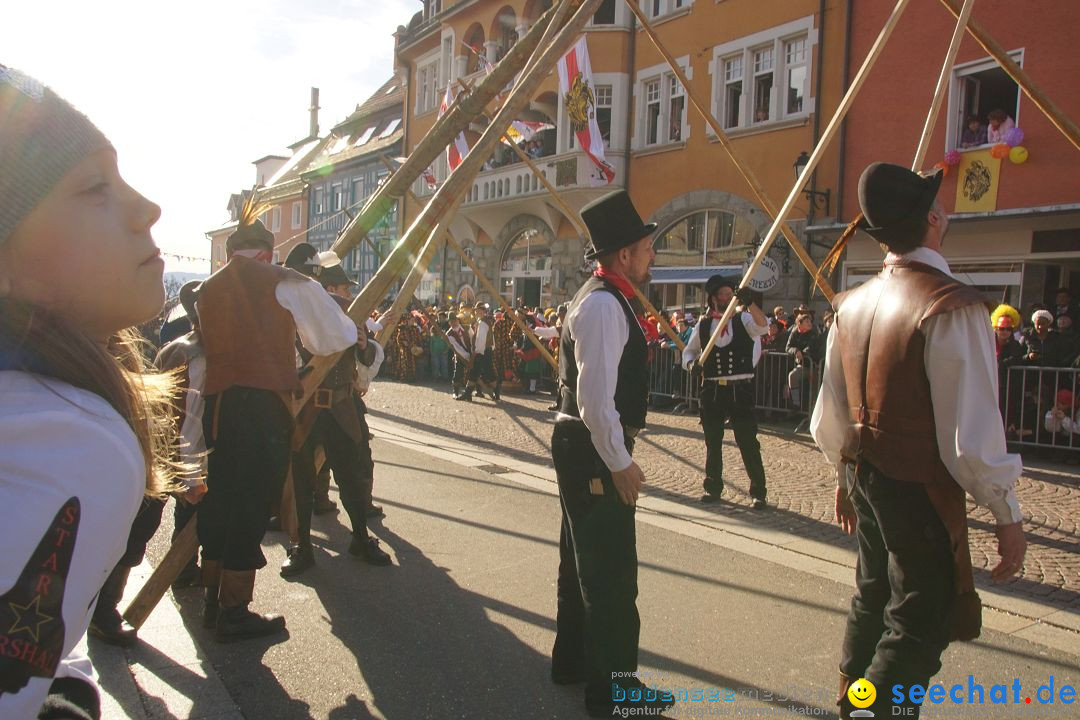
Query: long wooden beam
698 0 912 363
913 0 976 170
622 0 835 303
938 0 1080 153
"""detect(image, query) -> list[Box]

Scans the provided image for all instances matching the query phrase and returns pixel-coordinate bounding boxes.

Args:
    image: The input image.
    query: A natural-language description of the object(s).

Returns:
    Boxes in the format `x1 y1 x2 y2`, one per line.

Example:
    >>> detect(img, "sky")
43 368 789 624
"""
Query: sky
6 0 419 274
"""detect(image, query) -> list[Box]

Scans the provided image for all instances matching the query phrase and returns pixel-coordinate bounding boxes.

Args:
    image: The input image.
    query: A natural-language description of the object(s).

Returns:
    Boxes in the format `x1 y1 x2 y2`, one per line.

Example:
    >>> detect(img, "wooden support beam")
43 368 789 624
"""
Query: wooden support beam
913 0 976 170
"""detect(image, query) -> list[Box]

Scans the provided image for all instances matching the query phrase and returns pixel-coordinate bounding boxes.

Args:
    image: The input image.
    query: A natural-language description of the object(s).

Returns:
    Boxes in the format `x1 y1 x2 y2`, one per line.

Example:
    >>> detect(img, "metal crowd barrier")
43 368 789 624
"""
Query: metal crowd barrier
1001 365 1080 453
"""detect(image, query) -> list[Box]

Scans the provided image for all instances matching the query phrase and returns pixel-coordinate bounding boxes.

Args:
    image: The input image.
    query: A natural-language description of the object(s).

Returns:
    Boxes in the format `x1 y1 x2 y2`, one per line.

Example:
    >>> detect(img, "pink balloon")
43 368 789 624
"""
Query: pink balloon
944 150 961 166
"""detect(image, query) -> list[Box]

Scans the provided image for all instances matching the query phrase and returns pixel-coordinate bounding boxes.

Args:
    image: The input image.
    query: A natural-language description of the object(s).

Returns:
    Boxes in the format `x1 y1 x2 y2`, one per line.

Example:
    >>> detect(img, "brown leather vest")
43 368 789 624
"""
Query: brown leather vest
197 256 303 396
833 258 992 641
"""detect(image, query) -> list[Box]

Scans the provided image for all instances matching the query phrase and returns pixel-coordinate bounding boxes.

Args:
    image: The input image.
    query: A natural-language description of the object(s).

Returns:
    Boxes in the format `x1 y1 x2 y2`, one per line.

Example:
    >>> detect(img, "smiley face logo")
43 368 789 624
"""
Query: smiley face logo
847 678 876 709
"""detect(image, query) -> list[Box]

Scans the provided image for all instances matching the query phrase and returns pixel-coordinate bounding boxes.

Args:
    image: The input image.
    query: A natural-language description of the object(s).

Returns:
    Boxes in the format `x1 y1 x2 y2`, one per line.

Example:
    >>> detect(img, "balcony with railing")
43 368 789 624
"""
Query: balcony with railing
462 149 626 207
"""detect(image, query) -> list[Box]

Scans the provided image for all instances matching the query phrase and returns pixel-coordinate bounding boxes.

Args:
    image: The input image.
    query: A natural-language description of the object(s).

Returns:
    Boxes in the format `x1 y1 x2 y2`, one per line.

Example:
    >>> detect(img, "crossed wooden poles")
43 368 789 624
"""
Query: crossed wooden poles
124 0 1078 626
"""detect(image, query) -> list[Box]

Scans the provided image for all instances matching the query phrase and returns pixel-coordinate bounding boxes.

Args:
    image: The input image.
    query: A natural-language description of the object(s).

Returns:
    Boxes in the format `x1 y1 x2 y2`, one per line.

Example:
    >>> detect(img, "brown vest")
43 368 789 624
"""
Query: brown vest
833 258 992 641
197 256 303 396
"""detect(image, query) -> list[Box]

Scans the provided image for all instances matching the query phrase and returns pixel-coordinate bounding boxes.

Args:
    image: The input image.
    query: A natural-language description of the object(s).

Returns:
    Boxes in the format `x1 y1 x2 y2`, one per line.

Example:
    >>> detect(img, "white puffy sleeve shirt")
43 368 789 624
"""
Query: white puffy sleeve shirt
275 278 357 355
0 371 145 719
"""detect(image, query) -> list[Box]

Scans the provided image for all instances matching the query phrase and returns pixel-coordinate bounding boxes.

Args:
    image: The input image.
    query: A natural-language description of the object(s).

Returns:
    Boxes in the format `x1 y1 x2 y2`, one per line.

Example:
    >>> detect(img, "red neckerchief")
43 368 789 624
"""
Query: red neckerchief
593 268 650 336
708 309 730 337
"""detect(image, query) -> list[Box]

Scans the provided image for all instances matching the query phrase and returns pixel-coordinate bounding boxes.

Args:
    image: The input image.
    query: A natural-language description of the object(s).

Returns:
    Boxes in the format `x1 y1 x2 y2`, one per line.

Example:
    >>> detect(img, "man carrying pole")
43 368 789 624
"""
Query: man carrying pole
456 301 498 402
681 275 769 508
810 163 1027 718
550 189 674 718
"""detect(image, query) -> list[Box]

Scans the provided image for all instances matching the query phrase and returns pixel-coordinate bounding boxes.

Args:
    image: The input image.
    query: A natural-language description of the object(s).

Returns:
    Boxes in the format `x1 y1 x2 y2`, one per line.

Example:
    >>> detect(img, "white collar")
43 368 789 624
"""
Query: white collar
885 246 954 279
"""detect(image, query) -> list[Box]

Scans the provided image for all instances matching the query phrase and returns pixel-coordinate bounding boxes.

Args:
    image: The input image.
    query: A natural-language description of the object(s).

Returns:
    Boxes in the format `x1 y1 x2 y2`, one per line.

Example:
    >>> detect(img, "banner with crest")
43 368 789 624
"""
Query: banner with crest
557 37 614 185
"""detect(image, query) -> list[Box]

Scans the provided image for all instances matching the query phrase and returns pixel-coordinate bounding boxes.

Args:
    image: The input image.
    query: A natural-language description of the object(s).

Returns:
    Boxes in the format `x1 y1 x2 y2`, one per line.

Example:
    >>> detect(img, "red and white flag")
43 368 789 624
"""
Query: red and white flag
557 37 614 185
440 85 470 172
502 120 555 146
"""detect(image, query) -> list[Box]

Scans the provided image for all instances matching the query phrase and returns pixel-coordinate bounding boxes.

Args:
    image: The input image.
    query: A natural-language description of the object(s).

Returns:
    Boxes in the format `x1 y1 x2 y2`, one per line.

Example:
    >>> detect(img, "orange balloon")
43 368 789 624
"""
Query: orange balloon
991 143 1010 159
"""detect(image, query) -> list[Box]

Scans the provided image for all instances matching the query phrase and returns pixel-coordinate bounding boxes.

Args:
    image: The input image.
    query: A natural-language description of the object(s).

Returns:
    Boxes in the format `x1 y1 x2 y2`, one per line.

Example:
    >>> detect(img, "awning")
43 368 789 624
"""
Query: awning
648 265 741 285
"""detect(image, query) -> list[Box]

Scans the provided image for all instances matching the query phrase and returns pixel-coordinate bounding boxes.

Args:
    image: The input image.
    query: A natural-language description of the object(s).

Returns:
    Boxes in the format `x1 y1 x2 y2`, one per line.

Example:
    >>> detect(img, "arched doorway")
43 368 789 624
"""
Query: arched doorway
500 227 552 308
456 284 476 307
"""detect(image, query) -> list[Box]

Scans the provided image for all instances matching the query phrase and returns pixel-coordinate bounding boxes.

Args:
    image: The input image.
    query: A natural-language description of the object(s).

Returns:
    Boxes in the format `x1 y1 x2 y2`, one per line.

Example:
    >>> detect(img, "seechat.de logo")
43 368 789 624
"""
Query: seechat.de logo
848 678 877 717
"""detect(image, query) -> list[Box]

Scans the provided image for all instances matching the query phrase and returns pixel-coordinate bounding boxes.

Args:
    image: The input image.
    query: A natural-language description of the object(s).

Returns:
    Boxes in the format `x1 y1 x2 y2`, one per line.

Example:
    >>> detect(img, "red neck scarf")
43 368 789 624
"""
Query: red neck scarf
594 268 650 336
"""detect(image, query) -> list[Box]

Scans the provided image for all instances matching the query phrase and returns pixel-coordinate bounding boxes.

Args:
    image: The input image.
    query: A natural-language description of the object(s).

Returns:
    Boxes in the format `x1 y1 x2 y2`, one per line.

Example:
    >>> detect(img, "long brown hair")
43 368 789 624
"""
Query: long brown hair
0 299 184 496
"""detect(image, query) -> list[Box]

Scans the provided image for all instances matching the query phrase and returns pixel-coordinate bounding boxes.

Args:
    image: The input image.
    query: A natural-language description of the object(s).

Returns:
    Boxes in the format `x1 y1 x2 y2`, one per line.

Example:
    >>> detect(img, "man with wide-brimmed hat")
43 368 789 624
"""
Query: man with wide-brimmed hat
550 190 675 718
681 273 770 507
810 163 1026 718
282 252 391 577
195 211 359 642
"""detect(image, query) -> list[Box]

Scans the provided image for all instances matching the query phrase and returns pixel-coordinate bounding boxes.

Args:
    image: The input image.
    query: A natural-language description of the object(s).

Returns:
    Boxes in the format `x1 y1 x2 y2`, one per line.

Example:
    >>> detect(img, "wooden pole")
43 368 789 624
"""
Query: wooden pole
622 0 835 303
938 0 1080 153
122 512 197 628
380 156 560 371
913 0 976 170
500 136 686 352
697 0 912 364
375 229 444 346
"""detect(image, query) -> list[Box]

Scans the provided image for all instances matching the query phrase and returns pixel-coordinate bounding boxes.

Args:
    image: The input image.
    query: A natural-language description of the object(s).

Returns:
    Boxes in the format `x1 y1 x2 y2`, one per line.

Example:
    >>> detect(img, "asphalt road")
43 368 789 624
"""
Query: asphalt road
145 436 1079 720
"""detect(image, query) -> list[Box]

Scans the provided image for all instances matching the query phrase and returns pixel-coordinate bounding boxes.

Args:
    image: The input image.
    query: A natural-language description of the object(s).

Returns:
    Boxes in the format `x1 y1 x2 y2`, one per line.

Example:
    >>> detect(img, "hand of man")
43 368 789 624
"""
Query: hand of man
355 328 368 350
735 286 753 307
834 485 856 535
610 462 646 507
796 350 804 363
990 521 1027 582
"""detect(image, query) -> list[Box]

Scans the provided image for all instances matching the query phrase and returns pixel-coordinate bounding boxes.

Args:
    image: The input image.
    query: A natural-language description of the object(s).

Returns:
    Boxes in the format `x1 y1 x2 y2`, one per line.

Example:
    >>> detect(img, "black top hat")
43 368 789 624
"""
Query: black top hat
856 163 943 245
580 190 657 260
225 218 275 254
474 301 490 312
319 264 356 287
704 274 738 296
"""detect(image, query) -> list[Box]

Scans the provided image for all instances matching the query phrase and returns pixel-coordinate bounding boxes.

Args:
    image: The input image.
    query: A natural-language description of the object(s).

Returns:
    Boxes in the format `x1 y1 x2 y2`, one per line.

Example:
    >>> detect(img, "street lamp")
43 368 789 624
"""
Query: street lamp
793 151 831 216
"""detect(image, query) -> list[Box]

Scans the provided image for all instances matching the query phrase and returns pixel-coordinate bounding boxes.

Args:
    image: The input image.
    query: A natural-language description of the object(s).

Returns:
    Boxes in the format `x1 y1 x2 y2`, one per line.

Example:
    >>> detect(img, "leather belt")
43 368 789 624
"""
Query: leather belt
704 377 752 386
555 416 641 439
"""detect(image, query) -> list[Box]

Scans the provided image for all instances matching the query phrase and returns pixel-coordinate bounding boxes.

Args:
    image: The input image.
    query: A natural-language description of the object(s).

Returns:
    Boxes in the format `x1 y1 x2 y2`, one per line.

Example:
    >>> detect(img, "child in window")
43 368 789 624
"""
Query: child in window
960 115 987 147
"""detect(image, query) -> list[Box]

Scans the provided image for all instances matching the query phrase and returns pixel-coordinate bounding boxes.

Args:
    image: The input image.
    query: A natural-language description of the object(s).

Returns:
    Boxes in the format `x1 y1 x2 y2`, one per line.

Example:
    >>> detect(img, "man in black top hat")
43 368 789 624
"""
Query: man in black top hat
457 301 497 402
811 163 1026 718
681 275 770 507
551 189 675 718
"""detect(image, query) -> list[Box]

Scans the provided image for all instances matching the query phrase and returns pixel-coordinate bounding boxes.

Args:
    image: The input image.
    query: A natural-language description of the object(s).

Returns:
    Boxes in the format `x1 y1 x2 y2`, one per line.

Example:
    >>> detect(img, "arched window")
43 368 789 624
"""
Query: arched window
491 6 518 62
463 23 486 75
499 227 552 308
654 209 759 267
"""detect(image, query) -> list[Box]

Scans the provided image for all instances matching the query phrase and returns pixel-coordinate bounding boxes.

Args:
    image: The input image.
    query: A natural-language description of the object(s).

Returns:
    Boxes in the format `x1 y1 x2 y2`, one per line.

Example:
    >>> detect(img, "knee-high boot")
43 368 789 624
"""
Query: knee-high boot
88 565 138 646
215 569 285 643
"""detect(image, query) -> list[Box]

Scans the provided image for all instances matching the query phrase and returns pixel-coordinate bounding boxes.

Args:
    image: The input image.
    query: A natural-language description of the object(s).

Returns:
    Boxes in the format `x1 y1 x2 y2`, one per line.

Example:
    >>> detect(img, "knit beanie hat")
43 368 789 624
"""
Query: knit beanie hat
0 65 113 246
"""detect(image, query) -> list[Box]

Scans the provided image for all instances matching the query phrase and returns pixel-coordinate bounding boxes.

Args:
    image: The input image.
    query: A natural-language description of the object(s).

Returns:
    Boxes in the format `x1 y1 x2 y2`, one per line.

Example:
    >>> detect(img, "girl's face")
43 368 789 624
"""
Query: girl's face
0 149 163 340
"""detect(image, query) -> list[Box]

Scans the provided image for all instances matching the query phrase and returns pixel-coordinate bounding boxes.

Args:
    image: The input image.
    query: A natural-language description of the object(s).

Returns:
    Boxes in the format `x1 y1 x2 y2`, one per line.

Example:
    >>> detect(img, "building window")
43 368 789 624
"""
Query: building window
416 60 440 113
593 0 616 24
645 0 689 20
270 206 281 232
351 178 365 207
314 187 325 215
638 68 687 148
722 56 743 130
331 184 343 212
291 201 302 230
949 52 1022 151
645 78 661 146
784 37 807 115
654 209 760 268
711 17 815 130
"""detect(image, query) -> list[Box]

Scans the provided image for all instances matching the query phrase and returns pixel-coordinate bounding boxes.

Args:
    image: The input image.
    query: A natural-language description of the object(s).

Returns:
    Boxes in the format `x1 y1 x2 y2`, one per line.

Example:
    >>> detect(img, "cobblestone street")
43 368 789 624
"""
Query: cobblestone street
366 379 1080 613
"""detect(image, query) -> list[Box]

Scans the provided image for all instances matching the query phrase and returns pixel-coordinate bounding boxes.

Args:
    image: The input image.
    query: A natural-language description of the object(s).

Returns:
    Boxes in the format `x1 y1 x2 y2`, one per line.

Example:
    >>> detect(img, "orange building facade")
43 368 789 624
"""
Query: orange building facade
395 0 850 311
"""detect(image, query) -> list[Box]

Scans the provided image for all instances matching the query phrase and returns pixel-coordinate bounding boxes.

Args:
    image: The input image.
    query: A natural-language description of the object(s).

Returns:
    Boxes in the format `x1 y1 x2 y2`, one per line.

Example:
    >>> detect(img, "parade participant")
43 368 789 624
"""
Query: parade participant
810 163 1026 719
491 307 521 400
390 313 423 381
282 262 391 576
88 282 209 647
785 310 821 410
457 301 497 402
0 66 181 719
681 275 769 508
550 190 674 718
446 313 472 398
195 199 357 642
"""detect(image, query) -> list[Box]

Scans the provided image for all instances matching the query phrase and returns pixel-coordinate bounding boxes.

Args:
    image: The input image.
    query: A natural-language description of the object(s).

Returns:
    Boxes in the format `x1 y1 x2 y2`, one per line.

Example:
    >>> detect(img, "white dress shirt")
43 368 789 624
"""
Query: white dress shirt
0 372 145 719
810 246 1022 525
446 329 470 360
275 278 358 356
472 319 490 355
178 354 207 489
560 290 638 473
681 311 769 377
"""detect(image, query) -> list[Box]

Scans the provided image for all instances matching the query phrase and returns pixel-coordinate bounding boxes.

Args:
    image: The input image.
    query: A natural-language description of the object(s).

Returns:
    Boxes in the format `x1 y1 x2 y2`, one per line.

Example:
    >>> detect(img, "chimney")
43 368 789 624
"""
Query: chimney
308 87 320 139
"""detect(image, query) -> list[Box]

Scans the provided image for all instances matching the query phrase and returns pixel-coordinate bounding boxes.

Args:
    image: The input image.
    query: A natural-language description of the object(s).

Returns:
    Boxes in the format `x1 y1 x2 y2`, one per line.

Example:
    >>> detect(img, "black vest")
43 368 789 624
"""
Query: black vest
699 312 756 378
558 277 648 430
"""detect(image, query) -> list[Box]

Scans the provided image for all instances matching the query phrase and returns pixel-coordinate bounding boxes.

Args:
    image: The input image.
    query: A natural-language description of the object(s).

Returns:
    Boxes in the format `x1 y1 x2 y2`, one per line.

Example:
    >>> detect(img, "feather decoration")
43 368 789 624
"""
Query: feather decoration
238 186 272 229
812 212 863 298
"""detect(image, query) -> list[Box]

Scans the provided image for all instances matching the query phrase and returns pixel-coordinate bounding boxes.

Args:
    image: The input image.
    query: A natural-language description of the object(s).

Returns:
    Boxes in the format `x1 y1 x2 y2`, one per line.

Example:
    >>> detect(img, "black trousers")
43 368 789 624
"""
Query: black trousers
551 421 639 710
698 380 766 500
292 406 369 545
118 494 199 569
840 462 954 719
452 354 468 389
468 351 495 385
198 387 292 571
